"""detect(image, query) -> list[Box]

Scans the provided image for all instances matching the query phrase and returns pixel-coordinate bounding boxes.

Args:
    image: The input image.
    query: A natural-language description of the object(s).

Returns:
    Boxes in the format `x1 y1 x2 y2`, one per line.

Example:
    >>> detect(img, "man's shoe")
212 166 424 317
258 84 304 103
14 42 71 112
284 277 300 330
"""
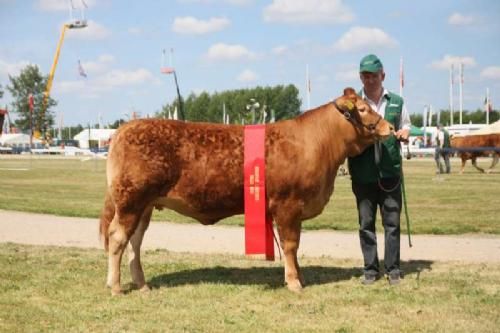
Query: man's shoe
361 274 378 285
388 272 400 285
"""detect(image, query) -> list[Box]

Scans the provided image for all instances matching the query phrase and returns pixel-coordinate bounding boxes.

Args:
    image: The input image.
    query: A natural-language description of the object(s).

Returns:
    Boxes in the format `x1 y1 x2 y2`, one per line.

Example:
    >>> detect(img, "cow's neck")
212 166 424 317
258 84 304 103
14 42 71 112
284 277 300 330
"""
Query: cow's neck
299 103 358 172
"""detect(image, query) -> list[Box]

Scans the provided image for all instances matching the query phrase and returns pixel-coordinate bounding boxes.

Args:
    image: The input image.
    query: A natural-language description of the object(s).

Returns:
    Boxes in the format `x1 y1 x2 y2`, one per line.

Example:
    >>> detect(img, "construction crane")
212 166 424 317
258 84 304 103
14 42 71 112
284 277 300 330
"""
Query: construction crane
41 0 88 135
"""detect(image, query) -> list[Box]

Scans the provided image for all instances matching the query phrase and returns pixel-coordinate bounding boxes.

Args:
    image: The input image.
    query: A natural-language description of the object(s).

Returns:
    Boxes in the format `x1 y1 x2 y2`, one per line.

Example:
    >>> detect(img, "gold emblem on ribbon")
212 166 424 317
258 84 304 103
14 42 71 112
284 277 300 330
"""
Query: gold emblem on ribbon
249 166 260 201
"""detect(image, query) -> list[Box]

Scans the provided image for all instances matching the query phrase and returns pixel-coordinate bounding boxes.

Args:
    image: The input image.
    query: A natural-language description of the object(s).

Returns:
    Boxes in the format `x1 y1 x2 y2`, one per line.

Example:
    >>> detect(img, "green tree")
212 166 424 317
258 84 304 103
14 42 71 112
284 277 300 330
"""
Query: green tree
410 109 499 128
6 65 56 135
158 84 301 124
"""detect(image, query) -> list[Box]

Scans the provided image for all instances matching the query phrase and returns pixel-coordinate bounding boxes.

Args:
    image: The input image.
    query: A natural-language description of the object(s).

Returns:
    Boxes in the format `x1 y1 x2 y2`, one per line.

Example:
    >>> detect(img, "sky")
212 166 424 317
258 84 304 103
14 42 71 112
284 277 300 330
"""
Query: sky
1 0 499 126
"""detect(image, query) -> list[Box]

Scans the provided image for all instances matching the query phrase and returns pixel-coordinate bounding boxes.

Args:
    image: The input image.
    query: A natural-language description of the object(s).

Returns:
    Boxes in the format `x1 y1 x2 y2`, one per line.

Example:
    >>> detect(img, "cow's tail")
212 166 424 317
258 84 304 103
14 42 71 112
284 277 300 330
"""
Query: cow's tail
99 189 115 252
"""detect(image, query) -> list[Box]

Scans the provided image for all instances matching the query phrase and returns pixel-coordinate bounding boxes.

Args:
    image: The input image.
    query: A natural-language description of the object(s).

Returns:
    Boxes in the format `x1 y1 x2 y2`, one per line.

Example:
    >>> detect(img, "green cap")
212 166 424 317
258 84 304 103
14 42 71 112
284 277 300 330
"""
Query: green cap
359 54 383 73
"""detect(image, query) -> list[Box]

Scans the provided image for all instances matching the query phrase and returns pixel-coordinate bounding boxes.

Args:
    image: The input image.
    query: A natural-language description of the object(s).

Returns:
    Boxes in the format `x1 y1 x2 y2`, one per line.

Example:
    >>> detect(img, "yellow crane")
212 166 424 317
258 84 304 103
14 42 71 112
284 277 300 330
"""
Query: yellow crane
40 1 87 136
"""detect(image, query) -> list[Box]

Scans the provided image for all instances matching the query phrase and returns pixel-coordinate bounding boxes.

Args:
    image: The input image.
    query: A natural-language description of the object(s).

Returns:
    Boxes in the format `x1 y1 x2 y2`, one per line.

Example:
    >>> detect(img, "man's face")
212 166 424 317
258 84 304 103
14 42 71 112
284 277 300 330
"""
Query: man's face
360 70 385 91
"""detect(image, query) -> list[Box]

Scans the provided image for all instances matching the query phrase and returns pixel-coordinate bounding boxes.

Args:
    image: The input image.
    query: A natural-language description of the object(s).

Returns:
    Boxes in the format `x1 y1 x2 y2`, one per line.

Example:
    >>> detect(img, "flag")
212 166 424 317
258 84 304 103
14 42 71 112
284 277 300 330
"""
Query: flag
161 67 175 74
28 94 34 112
485 96 493 113
400 57 404 88
78 60 87 78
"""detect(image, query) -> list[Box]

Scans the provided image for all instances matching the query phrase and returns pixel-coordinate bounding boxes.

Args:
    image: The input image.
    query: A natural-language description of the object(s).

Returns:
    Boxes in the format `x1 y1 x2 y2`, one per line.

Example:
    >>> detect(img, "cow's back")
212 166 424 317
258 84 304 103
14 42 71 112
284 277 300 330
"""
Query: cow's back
108 119 246 224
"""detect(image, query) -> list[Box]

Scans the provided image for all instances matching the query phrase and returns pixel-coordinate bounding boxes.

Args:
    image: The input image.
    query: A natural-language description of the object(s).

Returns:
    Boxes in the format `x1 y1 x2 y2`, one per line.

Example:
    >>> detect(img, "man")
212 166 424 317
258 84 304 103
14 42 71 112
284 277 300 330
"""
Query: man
434 124 451 174
348 54 411 285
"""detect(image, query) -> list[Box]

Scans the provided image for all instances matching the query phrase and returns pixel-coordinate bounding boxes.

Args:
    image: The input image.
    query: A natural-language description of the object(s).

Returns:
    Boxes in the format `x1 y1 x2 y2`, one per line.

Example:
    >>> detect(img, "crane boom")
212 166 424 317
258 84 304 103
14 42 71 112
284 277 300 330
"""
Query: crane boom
41 19 87 134
44 24 69 105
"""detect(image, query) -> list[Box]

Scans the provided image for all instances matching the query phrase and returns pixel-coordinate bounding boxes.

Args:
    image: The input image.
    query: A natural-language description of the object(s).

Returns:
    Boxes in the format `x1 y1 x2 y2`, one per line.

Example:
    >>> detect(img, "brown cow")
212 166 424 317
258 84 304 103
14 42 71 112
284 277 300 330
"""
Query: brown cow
450 134 500 173
99 88 393 295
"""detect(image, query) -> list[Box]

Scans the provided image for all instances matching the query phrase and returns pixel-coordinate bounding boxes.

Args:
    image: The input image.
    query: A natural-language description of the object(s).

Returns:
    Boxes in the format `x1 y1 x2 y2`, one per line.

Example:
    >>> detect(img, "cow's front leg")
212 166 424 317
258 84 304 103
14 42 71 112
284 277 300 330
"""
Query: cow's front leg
127 207 152 292
460 157 467 174
276 220 303 292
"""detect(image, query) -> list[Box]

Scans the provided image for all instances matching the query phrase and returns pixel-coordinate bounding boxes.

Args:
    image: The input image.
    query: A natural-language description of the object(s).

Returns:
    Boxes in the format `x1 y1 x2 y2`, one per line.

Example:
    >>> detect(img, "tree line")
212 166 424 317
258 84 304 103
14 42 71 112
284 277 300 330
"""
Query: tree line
157 85 301 124
409 110 499 127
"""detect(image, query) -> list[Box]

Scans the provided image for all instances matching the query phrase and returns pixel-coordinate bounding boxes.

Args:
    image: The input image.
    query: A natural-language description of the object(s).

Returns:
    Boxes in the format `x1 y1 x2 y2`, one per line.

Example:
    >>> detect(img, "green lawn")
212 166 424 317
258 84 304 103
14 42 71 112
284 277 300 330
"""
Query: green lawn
1 155 499 234
0 243 498 333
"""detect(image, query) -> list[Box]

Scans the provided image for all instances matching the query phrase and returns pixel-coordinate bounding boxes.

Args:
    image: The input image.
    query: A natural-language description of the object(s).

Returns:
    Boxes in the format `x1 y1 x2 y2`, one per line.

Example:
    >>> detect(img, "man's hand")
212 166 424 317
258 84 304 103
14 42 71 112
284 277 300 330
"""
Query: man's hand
395 128 410 142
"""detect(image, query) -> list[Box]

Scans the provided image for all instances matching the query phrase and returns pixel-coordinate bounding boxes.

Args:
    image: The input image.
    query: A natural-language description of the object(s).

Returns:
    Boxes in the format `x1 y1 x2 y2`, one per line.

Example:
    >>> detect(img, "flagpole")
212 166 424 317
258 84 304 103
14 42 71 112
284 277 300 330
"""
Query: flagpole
449 64 454 126
428 104 433 127
399 56 404 97
486 87 490 125
306 64 311 110
423 105 427 146
459 63 463 125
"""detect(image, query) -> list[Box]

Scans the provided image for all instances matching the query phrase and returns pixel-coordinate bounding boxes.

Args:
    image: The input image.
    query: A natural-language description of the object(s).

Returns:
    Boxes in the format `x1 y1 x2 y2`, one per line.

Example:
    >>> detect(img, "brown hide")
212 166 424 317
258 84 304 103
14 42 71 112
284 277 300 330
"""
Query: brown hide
99 88 393 294
104 90 391 233
451 133 500 173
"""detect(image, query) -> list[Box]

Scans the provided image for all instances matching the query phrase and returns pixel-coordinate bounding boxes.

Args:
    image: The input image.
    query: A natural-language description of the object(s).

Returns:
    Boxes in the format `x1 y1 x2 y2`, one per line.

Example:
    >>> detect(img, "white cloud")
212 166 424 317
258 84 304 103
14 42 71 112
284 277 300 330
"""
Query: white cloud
205 43 256 61
263 0 354 24
237 69 258 82
66 20 111 40
53 68 158 97
38 0 96 11
0 59 32 79
79 54 115 75
480 66 500 80
271 45 288 56
54 80 86 94
333 26 397 52
172 16 230 35
430 55 477 70
177 0 252 5
128 27 143 36
96 69 156 87
334 64 359 82
448 12 476 26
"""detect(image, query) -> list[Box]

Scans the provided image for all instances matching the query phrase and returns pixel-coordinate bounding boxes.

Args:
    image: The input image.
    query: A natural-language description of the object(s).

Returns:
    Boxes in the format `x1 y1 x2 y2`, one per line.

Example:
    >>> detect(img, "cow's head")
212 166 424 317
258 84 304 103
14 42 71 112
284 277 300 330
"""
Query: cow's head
333 87 393 142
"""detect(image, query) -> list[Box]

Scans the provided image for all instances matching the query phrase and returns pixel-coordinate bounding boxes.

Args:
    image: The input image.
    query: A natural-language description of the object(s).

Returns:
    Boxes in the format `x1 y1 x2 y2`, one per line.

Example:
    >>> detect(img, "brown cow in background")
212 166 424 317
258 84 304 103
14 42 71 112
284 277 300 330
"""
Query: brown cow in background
451 134 500 173
99 88 393 295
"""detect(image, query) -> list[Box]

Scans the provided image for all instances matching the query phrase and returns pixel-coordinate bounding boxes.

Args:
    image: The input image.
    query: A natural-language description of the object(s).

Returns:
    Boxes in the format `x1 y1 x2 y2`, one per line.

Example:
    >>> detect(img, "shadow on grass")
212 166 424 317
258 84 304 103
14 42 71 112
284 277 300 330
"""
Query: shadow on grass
148 260 433 290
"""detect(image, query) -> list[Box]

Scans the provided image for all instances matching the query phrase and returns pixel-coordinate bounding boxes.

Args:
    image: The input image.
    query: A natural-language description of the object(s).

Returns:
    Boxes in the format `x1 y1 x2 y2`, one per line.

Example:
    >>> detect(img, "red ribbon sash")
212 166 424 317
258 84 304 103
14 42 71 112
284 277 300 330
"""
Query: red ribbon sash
244 125 274 260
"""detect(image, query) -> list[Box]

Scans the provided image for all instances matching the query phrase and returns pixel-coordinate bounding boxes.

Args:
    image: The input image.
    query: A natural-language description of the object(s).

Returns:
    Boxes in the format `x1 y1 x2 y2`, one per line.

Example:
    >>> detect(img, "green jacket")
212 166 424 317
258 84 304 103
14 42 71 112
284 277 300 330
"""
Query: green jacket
348 92 403 184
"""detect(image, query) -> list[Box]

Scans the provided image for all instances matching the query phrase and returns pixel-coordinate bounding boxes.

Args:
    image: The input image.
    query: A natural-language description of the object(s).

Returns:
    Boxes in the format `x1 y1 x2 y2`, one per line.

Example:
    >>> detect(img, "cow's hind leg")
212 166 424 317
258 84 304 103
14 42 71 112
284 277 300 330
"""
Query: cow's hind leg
107 211 141 295
127 206 153 292
471 157 485 173
274 206 304 292
486 154 499 174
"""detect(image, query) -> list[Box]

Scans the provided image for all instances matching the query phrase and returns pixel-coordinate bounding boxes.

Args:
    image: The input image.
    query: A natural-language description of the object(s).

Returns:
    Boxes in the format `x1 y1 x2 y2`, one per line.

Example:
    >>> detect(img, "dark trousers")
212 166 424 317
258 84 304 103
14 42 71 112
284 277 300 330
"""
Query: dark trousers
434 149 451 174
352 178 402 276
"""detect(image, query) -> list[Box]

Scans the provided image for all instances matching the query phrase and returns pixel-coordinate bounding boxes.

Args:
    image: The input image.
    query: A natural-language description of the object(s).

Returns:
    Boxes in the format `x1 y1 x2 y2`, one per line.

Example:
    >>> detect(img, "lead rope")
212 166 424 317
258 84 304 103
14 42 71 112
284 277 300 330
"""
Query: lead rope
375 139 412 247
267 219 282 260
400 160 412 247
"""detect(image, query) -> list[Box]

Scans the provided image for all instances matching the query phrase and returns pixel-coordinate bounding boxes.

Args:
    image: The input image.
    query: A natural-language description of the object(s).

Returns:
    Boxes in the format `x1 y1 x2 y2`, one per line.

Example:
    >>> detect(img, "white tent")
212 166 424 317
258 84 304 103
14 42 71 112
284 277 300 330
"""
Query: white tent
74 129 116 149
466 120 500 135
0 133 42 146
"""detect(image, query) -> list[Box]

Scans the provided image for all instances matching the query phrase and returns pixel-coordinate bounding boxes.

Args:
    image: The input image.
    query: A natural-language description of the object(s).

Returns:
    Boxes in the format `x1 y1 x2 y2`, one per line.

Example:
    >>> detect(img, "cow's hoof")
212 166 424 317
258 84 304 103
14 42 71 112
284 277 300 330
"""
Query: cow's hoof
139 284 151 293
111 287 123 296
286 280 303 293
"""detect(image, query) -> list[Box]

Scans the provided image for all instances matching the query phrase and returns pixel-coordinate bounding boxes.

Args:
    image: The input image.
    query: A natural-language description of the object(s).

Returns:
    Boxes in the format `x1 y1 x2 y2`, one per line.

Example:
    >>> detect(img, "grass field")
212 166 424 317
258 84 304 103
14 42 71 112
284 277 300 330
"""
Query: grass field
0 155 499 234
0 243 499 333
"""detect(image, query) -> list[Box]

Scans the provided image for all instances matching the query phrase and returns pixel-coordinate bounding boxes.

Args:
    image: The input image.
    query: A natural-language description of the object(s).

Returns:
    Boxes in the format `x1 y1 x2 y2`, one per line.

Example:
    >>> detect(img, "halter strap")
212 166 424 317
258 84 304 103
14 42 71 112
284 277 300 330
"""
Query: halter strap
332 101 383 134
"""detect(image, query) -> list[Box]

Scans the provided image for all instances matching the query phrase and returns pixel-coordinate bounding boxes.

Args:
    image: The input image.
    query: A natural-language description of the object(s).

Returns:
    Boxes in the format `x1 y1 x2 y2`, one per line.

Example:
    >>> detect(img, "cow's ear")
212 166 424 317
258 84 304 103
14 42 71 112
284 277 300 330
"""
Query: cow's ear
343 87 356 97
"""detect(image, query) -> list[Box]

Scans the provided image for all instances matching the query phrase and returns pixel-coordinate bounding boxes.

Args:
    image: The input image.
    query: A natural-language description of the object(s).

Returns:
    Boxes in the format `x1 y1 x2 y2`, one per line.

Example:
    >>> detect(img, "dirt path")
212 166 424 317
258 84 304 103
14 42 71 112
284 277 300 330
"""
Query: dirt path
1 210 499 263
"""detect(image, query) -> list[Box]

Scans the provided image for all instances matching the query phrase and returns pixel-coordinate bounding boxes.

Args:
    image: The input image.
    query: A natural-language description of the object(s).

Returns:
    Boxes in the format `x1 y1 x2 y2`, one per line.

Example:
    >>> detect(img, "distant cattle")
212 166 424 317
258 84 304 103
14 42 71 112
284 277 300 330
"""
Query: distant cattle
450 134 500 173
99 88 393 295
